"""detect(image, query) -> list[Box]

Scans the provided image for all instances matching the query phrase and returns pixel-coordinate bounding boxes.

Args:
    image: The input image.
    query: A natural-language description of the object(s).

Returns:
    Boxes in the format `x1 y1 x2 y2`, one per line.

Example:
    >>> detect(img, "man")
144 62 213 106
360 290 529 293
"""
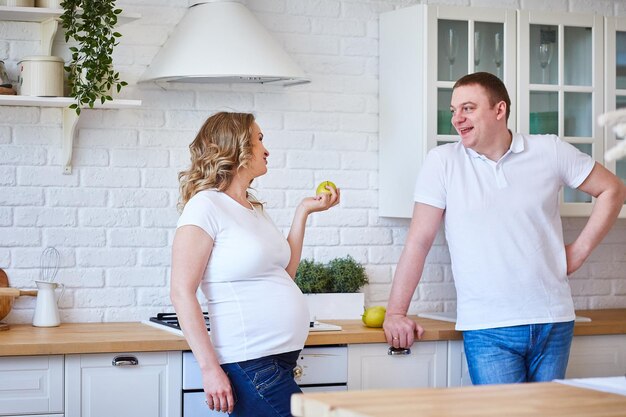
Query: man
383 72 626 384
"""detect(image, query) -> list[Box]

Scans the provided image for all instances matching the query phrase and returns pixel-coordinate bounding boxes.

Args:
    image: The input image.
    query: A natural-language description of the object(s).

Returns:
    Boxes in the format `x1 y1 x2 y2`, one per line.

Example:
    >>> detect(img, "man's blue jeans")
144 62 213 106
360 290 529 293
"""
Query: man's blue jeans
221 350 301 417
463 321 575 384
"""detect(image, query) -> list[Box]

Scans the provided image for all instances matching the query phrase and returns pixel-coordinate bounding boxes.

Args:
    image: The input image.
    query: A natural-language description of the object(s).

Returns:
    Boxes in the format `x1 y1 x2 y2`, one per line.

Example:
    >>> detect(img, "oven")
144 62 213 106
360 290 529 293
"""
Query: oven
145 313 348 417
182 346 348 416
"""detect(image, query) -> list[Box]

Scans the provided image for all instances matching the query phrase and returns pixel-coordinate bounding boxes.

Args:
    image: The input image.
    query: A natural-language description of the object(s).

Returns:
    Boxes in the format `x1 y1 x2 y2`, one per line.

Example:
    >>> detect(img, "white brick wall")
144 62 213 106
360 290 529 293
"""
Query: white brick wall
0 0 625 324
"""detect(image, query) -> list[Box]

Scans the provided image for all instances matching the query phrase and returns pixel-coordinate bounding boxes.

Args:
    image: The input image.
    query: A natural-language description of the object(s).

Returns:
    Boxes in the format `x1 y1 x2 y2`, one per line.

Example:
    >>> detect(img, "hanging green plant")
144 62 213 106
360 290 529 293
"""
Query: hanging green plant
60 0 128 115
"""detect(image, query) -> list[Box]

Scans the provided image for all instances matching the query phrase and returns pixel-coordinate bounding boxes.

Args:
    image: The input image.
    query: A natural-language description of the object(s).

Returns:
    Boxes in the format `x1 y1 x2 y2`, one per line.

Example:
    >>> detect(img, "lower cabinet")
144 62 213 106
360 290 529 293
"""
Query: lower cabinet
447 340 472 387
566 334 626 378
0 355 64 417
347 342 447 389
448 334 626 386
65 351 182 417
1 332 625 417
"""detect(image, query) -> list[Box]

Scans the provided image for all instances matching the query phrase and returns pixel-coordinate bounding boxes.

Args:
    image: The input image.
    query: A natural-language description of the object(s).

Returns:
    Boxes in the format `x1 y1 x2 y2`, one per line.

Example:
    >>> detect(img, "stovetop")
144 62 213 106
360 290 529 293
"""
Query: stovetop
148 312 210 331
144 312 343 336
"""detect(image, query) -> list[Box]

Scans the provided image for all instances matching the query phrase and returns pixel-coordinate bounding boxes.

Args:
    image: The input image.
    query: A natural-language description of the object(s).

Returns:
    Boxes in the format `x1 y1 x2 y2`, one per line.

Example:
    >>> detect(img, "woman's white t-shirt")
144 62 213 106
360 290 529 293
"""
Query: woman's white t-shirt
177 190 309 364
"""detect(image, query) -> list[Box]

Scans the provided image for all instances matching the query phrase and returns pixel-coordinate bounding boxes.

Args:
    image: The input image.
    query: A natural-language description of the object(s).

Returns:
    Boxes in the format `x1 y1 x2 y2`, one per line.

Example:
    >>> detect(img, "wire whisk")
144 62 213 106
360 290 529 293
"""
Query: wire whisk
39 247 60 283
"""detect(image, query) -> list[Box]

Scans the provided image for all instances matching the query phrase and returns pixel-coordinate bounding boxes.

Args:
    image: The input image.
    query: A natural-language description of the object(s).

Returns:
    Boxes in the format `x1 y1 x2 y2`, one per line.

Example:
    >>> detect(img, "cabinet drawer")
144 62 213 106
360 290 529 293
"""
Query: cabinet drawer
65 351 181 417
348 342 448 390
0 355 64 416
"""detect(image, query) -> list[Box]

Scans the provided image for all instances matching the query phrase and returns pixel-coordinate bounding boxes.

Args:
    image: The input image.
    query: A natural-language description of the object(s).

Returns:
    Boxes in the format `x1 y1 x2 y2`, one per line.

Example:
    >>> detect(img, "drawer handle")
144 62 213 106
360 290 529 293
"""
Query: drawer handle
112 355 139 366
388 347 411 356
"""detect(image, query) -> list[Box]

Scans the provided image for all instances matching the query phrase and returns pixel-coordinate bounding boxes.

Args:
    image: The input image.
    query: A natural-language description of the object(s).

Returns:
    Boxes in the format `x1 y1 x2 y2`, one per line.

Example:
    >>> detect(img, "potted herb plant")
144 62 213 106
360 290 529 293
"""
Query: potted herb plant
295 255 368 320
60 0 128 114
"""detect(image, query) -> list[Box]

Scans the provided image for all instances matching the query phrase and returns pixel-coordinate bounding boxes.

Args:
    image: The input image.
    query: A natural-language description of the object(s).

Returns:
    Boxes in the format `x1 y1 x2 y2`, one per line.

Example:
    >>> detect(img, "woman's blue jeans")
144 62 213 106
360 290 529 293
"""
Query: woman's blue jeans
463 321 575 385
221 350 301 417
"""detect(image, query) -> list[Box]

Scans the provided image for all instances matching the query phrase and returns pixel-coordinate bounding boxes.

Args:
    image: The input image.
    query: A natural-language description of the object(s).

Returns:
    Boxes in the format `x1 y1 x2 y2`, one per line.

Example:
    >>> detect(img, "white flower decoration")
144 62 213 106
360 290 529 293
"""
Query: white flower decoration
598 109 626 161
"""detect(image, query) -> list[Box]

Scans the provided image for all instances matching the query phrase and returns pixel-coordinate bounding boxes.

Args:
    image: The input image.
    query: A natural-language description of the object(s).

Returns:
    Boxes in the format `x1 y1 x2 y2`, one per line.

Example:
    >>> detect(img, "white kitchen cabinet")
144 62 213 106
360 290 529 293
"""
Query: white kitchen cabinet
347 342 447 390
446 340 472 387
448 334 626 386
0 6 142 175
603 17 626 218
65 351 182 417
379 4 516 218
380 5 623 218
566 334 626 378
518 11 605 217
0 355 64 417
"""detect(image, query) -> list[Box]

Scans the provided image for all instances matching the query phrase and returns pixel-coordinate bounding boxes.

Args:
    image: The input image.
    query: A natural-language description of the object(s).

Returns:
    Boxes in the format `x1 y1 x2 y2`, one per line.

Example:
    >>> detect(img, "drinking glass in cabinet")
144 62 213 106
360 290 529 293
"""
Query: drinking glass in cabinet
538 43 554 84
438 20 468 82
530 25 558 85
446 28 459 80
494 32 503 79
474 31 483 67
474 22 504 77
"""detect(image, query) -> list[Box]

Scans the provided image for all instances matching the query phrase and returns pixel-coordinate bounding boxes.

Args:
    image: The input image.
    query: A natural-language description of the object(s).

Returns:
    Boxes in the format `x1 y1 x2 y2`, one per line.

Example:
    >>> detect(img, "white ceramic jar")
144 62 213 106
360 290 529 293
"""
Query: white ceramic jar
0 0 35 6
35 0 62 8
18 55 64 97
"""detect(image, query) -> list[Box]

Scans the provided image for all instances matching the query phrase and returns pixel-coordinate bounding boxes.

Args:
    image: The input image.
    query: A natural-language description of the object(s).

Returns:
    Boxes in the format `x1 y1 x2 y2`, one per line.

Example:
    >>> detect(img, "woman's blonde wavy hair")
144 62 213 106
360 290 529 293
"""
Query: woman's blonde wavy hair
177 112 262 212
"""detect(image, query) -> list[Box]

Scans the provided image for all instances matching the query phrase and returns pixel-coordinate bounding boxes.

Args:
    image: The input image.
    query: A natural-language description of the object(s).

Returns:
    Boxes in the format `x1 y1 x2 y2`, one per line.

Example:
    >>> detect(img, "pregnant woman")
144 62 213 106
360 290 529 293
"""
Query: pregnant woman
170 112 339 416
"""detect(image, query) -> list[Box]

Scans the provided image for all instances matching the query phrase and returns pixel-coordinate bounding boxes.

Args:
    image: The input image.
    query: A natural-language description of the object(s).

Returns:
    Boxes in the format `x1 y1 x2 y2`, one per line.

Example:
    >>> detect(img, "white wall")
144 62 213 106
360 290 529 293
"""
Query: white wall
1 0 625 324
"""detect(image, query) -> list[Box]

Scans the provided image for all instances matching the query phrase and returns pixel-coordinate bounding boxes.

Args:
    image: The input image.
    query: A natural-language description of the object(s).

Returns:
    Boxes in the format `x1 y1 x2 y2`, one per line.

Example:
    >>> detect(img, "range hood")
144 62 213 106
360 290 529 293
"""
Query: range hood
139 1 309 85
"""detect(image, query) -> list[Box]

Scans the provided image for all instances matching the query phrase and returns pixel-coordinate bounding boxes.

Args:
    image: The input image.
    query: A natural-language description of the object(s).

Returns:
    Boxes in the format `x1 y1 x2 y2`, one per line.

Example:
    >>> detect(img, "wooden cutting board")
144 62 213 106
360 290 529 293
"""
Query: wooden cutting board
0 268 11 330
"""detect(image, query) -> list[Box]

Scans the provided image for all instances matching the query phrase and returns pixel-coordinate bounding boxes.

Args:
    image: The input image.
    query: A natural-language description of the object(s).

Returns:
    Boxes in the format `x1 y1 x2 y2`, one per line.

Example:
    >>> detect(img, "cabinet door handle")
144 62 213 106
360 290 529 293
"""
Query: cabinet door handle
112 355 139 366
388 347 411 356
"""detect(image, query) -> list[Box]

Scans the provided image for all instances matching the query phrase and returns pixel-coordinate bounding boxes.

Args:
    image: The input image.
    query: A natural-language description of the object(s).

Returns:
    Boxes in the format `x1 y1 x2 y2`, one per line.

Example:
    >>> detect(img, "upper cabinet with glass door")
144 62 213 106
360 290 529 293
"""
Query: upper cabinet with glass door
518 11 604 216
429 6 517 151
603 17 626 218
379 4 516 218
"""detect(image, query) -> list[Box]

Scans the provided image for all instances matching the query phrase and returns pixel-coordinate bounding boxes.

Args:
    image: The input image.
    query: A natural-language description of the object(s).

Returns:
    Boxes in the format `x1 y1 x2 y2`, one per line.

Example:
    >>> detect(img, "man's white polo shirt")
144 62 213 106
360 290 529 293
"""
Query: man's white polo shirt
414 133 595 330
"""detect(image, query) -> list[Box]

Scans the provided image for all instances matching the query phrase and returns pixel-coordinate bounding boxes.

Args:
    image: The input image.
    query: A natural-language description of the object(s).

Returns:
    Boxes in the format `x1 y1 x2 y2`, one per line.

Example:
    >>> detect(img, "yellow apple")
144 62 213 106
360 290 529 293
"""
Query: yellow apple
362 306 386 328
316 180 337 195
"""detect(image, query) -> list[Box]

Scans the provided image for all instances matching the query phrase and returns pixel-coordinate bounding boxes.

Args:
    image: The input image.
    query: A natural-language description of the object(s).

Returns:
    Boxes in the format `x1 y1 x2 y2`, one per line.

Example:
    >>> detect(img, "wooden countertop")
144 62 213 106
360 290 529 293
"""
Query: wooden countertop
291 381 626 417
0 322 189 356
0 309 624 356
304 309 626 345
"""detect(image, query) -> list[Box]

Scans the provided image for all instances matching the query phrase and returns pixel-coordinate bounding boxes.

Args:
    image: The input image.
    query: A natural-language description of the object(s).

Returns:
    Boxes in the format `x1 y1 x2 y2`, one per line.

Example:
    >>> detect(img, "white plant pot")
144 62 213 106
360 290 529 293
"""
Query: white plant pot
304 293 365 320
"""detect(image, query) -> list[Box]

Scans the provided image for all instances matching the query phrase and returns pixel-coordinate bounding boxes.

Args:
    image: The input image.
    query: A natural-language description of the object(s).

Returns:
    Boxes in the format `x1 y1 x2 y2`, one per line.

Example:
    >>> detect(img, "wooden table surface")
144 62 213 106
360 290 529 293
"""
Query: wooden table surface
291 382 626 417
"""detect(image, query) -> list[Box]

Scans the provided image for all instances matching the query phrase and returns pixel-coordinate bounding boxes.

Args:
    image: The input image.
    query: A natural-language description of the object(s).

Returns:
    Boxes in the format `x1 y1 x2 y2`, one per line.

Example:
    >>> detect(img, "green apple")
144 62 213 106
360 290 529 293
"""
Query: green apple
362 306 386 328
316 180 337 195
